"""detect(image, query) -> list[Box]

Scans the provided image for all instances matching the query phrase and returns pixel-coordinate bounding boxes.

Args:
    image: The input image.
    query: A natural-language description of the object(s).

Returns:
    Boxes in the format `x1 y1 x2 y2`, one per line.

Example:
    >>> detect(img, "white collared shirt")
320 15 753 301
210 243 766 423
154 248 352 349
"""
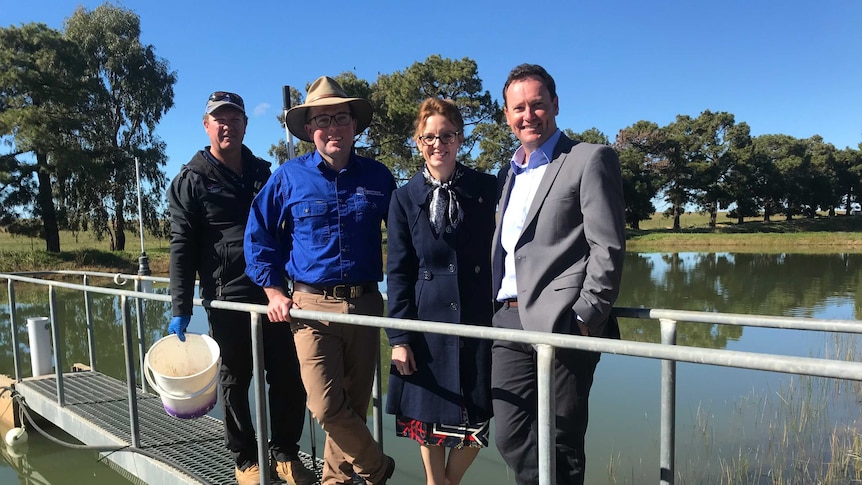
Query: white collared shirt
496 130 561 301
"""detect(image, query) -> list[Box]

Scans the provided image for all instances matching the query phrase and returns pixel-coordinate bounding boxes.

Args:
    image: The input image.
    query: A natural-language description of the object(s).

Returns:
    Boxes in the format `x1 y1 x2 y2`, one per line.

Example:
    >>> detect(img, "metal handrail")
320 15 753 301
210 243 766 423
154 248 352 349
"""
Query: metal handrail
3 270 862 485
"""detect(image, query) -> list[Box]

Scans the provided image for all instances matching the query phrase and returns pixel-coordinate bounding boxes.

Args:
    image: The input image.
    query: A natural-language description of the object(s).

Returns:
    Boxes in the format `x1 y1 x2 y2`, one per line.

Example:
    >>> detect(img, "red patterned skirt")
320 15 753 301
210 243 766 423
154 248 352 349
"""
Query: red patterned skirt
395 413 489 449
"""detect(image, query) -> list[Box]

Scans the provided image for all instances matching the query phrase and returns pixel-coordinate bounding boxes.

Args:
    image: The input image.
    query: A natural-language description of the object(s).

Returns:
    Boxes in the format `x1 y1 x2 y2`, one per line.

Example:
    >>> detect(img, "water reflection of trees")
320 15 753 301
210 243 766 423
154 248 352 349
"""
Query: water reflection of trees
617 253 862 349
0 284 171 380
2 254 859 370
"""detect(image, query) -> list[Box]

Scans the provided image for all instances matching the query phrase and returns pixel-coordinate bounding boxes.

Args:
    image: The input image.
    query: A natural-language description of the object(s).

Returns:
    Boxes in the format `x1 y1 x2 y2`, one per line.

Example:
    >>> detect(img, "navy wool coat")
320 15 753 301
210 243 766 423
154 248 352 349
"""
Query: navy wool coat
385 164 496 425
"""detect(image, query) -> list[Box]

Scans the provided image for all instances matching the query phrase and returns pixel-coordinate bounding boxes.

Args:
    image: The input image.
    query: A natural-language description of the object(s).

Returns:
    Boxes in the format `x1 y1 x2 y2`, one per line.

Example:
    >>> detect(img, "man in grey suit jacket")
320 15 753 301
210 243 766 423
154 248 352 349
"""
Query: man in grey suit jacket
491 64 626 485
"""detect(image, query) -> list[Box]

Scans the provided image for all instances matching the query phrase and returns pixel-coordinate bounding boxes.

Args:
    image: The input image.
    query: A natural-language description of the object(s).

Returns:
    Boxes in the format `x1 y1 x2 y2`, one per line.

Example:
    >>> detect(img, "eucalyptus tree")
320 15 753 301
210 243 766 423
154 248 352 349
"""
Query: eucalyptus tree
686 111 751 228
753 134 810 220
835 146 862 214
367 55 499 182
614 121 663 229
802 136 841 216
654 115 700 229
63 4 176 251
723 142 766 223
0 22 93 252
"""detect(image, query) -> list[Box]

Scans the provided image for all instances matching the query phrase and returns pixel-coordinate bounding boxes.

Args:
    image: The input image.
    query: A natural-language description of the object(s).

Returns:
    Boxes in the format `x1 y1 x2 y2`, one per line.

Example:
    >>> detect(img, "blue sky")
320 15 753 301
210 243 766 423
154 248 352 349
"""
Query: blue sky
5 0 862 182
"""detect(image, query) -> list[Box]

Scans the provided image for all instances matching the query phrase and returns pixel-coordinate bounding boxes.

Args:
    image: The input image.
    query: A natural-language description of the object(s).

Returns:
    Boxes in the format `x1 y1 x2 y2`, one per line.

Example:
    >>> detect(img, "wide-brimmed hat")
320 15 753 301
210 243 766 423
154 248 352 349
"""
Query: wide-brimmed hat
286 76 373 142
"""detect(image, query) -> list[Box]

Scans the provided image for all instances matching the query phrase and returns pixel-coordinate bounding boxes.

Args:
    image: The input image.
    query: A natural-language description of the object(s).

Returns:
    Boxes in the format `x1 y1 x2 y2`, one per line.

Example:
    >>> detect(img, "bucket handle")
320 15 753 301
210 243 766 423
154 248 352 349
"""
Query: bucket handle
144 350 220 400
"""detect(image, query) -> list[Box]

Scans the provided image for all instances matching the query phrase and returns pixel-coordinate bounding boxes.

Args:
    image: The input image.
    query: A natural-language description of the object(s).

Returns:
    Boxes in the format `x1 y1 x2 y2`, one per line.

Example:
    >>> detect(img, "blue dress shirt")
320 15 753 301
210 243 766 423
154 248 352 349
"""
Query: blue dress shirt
244 150 396 288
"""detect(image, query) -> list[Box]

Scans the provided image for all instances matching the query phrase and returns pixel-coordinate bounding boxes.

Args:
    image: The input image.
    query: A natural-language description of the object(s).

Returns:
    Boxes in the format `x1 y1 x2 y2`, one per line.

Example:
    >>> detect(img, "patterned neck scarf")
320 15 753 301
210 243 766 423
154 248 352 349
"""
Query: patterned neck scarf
423 164 464 236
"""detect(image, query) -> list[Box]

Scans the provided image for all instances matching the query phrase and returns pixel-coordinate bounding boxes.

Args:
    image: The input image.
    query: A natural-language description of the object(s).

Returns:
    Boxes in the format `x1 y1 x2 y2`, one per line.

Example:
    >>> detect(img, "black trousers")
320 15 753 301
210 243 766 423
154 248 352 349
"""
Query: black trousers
207 308 306 468
491 305 600 485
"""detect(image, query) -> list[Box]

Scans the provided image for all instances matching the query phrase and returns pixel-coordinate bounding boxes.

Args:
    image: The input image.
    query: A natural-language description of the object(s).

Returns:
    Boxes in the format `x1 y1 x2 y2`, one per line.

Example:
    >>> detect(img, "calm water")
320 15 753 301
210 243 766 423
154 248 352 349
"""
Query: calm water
1 252 860 484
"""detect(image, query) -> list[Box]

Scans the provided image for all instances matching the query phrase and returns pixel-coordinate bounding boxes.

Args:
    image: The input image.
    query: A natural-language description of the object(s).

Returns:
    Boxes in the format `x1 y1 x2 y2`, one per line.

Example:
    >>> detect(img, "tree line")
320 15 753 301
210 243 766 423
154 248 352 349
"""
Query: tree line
3 4 861 253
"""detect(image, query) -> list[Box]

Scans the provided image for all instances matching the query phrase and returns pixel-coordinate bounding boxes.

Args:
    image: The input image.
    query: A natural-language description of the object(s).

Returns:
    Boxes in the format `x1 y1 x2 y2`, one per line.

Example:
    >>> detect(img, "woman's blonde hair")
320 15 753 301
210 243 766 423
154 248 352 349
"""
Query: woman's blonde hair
413 97 464 141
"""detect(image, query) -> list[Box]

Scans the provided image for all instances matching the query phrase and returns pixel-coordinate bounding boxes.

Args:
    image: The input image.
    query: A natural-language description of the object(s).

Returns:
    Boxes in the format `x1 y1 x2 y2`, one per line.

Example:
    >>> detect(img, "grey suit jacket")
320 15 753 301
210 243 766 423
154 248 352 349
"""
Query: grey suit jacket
491 134 626 336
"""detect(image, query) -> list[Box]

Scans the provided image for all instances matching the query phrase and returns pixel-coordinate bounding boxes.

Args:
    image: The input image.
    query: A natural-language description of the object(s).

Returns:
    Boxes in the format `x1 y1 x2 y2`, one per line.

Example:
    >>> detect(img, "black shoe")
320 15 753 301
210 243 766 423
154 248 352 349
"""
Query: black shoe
379 455 395 484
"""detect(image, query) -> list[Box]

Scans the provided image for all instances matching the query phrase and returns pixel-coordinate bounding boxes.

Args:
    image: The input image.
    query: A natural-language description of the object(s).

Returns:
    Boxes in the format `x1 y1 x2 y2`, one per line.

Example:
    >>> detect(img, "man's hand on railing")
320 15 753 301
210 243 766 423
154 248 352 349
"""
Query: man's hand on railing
168 315 191 342
263 286 294 323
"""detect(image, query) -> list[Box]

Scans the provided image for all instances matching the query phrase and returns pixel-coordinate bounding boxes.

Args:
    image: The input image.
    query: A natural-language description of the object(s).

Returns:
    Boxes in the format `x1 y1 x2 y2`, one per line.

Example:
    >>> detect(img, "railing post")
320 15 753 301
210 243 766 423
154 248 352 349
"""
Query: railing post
372 333 383 448
7 279 22 382
83 275 97 371
251 312 272 484
121 295 141 448
134 279 148 394
660 318 677 485
536 343 556 485
48 286 65 407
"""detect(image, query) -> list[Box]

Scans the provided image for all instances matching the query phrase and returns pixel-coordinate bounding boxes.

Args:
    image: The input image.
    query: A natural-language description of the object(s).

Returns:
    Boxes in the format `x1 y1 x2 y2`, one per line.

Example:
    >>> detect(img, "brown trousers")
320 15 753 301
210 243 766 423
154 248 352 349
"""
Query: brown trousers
291 290 388 485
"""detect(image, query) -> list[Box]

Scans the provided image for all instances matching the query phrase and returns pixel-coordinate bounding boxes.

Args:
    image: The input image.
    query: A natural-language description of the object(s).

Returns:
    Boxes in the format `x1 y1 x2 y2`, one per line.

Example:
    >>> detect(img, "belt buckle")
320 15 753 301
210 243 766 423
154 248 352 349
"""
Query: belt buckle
331 284 349 300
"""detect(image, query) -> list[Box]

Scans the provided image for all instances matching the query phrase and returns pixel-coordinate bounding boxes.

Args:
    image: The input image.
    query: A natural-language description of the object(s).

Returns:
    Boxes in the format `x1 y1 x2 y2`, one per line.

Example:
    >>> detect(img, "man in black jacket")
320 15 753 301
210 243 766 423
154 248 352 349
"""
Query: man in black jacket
167 91 314 485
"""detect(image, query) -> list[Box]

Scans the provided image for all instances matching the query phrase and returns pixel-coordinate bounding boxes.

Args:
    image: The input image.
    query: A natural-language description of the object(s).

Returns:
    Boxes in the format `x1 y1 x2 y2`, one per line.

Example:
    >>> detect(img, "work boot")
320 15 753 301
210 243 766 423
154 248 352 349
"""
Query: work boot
274 458 317 485
235 463 261 485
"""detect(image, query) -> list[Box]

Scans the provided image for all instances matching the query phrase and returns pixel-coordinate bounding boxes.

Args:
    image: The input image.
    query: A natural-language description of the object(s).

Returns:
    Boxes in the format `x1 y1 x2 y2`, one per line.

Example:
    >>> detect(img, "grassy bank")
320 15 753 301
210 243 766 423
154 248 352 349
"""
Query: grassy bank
1 213 860 273
628 212 862 253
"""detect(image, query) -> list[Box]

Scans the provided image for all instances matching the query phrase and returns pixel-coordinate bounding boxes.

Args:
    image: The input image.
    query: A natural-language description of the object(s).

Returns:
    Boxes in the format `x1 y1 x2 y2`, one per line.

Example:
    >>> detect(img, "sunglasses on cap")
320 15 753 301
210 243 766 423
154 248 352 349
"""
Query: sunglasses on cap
208 91 245 109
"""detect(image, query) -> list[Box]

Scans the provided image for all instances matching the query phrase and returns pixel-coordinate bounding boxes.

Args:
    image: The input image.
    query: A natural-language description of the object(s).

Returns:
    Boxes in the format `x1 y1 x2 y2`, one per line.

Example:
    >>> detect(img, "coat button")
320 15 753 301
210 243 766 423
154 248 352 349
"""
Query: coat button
459 340 465 349
449 302 458 310
474 265 481 273
423 270 431 280
448 264 456 272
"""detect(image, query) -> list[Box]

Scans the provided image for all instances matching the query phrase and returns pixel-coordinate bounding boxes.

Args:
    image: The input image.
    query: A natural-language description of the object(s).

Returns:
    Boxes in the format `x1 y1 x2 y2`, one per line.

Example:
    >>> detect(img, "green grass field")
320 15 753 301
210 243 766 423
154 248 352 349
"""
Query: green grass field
1 212 860 273
0 229 171 274
628 212 862 253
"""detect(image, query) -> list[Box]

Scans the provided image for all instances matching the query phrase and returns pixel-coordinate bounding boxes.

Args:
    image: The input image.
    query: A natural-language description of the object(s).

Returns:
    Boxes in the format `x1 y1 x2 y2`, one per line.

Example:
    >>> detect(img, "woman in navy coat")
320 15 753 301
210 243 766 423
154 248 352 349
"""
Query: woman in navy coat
385 97 495 485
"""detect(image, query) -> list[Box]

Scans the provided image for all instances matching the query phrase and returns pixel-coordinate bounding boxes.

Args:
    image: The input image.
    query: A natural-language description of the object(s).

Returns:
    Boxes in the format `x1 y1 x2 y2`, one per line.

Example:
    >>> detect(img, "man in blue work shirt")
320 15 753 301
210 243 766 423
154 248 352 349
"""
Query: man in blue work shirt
244 76 397 485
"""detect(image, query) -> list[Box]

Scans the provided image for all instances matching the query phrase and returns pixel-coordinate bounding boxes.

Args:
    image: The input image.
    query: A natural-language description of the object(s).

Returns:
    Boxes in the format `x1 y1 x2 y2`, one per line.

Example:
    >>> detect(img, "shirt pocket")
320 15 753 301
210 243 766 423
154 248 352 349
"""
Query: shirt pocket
291 201 330 248
352 189 386 223
352 192 370 223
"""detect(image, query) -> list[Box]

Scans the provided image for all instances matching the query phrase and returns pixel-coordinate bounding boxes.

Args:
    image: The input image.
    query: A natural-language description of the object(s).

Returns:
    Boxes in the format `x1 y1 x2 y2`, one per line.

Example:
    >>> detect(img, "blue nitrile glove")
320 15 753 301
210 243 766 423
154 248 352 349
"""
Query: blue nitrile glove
168 315 191 342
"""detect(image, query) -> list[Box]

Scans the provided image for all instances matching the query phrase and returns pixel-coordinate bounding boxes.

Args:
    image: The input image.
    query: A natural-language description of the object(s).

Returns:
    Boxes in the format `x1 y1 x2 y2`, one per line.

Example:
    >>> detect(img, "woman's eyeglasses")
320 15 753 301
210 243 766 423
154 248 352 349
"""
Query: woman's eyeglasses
417 132 460 146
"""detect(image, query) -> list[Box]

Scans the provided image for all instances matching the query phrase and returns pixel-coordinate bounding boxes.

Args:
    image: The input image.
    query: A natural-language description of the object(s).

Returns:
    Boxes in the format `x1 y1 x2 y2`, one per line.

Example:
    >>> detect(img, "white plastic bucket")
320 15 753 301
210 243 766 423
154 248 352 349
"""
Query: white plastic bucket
144 334 220 419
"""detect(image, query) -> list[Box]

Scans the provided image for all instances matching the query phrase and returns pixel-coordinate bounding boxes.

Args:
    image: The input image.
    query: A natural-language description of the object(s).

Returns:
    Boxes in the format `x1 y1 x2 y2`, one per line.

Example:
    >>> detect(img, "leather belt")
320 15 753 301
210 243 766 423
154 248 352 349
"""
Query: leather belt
502 298 518 308
293 281 377 300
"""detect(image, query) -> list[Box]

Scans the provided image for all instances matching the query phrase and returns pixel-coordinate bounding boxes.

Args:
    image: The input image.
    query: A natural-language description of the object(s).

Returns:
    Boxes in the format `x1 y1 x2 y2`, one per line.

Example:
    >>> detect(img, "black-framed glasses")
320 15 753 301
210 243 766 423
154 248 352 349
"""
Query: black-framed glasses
309 112 353 128
208 91 245 109
417 132 460 146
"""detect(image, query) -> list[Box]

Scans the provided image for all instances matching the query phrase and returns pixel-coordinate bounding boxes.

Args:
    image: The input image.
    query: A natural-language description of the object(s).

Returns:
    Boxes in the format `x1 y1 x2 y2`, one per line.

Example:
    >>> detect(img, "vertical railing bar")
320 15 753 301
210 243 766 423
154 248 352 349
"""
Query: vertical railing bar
83 275 97 371
537 343 556 485
251 311 271 484
134 279 148 394
48 285 65 407
121 295 141 448
8 279 22 382
660 318 677 485
372 334 383 448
